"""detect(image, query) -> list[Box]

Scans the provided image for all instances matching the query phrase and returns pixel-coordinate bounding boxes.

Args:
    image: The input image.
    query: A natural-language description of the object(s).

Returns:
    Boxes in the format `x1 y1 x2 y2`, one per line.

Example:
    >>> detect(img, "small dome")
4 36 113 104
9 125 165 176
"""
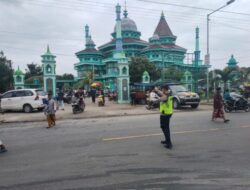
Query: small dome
228 55 237 65
15 67 24 76
88 39 95 45
150 34 160 41
114 17 138 32
143 70 149 76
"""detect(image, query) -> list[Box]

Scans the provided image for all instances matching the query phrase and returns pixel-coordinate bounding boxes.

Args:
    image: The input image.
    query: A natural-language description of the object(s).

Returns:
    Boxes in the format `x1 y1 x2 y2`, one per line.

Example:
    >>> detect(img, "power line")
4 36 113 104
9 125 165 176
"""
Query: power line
19 0 250 28
136 0 250 16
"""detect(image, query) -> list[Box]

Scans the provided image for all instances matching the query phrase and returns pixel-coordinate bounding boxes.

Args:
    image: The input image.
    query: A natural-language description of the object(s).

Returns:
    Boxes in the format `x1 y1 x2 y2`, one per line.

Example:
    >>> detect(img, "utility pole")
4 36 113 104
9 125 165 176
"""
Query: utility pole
206 0 235 102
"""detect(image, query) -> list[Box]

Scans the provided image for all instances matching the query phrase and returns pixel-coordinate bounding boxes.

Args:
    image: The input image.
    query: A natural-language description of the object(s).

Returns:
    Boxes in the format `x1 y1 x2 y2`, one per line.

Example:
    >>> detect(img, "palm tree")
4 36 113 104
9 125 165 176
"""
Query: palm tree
214 68 235 89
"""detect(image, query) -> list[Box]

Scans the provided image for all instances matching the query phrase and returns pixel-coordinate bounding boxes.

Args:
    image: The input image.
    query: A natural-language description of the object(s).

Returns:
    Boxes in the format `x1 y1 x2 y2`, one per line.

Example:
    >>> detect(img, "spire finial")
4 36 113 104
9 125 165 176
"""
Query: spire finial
47 45 50 53
85 24 89 38
124 0 128 18
161 11 165 18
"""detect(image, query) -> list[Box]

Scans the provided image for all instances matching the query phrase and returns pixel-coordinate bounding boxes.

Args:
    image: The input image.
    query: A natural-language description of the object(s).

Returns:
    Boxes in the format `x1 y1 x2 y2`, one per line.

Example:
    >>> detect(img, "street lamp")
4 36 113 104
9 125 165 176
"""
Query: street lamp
206 0 235 102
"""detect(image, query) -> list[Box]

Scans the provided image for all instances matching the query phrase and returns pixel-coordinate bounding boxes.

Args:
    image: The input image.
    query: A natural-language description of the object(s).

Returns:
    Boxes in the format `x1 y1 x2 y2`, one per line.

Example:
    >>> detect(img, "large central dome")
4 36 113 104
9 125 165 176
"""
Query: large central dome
121 17 137 31
114 15 138 32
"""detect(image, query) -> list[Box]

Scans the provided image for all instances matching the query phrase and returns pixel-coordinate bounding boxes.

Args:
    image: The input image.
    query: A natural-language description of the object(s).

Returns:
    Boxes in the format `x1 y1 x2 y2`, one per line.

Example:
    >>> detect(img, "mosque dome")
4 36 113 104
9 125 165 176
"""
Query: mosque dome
15 67 24 76
227 54 238 67
114 17 138 32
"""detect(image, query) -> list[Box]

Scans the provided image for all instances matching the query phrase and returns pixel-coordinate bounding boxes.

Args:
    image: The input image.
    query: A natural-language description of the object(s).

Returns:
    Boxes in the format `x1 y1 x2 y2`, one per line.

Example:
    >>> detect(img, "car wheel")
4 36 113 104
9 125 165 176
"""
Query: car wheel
23 104 33 113
191 104 199 109
173 99 180 109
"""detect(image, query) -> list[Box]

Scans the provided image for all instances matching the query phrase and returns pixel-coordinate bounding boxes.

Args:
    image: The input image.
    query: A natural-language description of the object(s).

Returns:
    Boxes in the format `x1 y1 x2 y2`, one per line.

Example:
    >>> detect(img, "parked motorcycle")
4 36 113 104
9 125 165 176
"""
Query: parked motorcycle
224 97 250 113
72 97 85 114
146 100 159 110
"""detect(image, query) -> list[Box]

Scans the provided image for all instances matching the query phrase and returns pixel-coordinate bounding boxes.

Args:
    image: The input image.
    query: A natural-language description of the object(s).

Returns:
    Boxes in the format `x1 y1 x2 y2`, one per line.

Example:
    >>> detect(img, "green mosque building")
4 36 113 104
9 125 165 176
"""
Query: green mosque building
74 4 209 92
13 4 211 103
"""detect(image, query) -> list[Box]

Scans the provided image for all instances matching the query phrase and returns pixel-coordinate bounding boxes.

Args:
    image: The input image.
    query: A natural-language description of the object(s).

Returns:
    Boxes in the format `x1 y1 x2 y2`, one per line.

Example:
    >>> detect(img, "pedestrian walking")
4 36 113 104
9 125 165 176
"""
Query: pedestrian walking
212 87 230 123
155 85 173 149
44 92 56 129
57 90 65 110
90 88 96 103
0 139 7 153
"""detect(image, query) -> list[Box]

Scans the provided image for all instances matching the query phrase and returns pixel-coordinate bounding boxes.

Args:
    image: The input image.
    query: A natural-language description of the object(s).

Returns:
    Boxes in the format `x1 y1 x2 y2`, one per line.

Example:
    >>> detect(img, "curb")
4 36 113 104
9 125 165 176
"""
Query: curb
0 112 160 124
0 107 212 124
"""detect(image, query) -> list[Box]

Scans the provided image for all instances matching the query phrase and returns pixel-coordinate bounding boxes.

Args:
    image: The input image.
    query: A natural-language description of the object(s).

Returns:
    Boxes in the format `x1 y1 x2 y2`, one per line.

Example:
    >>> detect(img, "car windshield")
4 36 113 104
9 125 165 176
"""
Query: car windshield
169 85 188 93
36 90 46 96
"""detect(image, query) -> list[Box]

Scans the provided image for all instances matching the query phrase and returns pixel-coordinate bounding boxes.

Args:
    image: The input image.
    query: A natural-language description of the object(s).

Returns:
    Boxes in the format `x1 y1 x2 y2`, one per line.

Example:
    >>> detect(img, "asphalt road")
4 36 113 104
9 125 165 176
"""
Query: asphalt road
0 110 250 190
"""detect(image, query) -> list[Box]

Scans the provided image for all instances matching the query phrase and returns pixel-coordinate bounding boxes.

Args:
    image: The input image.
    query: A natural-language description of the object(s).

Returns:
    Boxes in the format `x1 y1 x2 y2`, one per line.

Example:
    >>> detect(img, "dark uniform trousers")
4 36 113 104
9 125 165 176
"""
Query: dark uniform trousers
160 114 172 145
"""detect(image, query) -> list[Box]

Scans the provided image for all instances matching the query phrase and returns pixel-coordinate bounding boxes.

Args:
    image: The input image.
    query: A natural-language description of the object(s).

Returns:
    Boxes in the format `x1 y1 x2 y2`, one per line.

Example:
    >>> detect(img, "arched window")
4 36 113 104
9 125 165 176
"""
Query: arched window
122 67 127 75
16 76 22 82
46 65 52 73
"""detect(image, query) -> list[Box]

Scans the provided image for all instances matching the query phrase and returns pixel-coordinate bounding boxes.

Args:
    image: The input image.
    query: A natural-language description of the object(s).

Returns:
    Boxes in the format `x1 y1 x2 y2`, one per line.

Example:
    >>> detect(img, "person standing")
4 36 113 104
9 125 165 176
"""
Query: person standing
155 85 173 149
90 88 96 103
0 139 7 153
44 92 56 128
57 90 64 110
212 87 230 123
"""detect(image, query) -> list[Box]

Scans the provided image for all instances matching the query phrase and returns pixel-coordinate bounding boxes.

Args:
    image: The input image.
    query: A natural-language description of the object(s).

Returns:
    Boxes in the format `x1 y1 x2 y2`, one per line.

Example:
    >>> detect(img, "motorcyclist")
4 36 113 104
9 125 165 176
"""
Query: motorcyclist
224 89 241 108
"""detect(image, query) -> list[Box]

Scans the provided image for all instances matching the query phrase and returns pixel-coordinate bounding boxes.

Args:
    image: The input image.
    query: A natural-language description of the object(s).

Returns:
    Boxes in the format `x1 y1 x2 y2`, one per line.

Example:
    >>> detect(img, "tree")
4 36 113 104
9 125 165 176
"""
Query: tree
162 66 184 82
0 51 14 93
25 62 42 79
129 57 160 83
56 73 74 80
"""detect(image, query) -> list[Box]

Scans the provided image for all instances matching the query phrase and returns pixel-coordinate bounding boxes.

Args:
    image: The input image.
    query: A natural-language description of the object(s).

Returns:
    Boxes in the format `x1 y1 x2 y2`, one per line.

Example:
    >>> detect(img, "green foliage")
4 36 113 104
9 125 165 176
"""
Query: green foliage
56 73 74 80
0 51 14 93
73 80 85 89
162 66 184 82
63 83 71 90
25 62 43 79
25 76 43 85
129 57 160 83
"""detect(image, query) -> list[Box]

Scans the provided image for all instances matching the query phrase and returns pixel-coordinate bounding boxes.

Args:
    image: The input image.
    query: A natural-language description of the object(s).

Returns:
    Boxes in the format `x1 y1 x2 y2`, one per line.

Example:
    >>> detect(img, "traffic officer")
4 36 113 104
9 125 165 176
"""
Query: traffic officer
155 85 173 149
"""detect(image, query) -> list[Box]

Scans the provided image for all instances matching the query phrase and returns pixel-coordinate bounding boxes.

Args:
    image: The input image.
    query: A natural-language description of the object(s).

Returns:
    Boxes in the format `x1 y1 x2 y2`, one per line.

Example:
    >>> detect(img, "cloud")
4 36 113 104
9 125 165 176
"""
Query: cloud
0 0 249 75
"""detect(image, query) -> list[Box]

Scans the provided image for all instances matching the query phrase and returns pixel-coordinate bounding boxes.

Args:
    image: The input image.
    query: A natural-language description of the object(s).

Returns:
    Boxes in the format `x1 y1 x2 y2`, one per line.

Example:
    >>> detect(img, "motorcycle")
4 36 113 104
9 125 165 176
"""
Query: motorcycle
146 100 160 110
72 97 85 114
224 97 250 113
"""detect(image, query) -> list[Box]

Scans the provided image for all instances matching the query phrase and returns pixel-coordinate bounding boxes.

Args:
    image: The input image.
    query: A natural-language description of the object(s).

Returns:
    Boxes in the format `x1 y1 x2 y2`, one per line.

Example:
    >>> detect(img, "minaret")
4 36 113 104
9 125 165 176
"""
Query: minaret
85 25 96 49
14 66 25 89
114 3 124 57
114 3 130 103
194 27 201 66
42 45 56 96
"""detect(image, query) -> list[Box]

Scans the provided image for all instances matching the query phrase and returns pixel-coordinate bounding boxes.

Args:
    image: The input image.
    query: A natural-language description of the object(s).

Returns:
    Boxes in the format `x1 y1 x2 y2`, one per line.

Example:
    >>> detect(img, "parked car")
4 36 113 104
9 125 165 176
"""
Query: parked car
0 89 46 113
168 84 200 109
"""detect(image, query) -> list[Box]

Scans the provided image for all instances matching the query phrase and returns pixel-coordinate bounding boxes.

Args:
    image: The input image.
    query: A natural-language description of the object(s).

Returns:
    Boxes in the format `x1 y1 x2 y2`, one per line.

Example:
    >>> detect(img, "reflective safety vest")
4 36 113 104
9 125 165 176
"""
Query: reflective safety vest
160 96 173 115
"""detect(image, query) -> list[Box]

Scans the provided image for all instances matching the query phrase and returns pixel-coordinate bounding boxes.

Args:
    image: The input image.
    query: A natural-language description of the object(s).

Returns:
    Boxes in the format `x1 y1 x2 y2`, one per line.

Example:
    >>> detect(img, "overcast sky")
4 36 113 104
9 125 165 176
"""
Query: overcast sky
0 0 250 75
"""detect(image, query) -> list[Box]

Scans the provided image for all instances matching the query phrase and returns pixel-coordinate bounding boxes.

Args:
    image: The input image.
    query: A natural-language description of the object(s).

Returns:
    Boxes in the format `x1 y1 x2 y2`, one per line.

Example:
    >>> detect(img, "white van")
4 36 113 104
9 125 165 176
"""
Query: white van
0 89 46 113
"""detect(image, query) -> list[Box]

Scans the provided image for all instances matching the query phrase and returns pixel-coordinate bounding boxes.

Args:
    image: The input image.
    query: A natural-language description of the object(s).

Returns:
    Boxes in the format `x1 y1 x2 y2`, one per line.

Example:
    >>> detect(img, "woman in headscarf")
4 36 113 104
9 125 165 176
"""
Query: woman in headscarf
212 87 230 123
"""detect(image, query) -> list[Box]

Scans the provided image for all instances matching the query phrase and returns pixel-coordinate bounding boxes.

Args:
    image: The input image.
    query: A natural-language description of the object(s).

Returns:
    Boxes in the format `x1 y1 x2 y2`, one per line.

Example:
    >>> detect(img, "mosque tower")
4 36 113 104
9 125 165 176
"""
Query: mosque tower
114 3 130 103
42 45 56 96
